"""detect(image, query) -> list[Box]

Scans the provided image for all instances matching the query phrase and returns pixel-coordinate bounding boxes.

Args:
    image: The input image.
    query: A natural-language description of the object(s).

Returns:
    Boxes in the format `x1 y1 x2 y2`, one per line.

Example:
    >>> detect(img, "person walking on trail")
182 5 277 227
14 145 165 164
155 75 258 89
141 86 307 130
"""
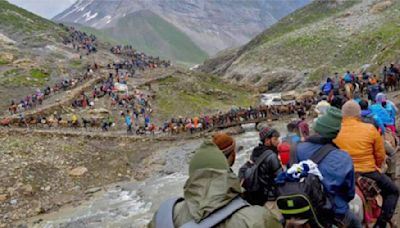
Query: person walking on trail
290 106 361 227
239 128 283 207
297 111 309 141
279 122 301 167
334 100 399 228
124 111 132 134
321 78 334 96
315 95 331 117
149 141 282 228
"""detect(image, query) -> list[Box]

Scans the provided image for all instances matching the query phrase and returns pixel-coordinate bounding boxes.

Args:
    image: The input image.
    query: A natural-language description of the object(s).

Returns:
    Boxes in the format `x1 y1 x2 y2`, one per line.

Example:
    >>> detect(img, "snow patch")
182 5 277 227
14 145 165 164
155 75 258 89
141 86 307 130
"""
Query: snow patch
82 11 98 22
59 0 95 20
104 15 112 24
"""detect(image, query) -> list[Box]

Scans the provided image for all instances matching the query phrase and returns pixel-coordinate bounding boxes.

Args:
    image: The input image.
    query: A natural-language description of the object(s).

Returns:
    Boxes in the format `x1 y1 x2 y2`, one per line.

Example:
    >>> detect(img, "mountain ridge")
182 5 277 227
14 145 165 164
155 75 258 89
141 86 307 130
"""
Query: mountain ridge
200 0 400 92
53 0 311 58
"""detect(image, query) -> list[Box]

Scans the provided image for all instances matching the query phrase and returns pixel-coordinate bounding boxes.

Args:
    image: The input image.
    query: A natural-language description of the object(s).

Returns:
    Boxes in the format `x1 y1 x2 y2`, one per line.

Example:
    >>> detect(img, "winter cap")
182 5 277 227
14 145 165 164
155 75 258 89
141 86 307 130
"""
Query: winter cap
189 141 229 176
212 132 235 157
312 107 342 139
375 93 387 104
342 100 361 118
259 127 280 142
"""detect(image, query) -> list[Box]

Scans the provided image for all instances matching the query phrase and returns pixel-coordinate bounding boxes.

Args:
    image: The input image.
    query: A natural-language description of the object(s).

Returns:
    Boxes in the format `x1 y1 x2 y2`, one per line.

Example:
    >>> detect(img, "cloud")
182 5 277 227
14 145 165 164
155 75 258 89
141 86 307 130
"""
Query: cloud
8 0 77 19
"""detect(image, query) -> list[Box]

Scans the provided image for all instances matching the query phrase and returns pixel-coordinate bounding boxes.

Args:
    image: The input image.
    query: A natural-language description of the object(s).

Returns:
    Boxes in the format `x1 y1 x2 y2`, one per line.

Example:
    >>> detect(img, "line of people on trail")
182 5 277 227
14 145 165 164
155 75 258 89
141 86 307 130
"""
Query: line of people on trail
162 101 314 135
7 67 96 115
151 93 399 228
320 64 400 102
110 45 171 73
61 25 98 56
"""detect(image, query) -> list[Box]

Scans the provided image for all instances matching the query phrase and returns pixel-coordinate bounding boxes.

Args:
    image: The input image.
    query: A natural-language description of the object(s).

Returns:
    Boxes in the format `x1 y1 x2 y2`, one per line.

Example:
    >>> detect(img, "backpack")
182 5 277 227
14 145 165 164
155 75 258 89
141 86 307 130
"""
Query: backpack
322 83 332 93
276 144 336 227
154 196 249 228
239 150 274 193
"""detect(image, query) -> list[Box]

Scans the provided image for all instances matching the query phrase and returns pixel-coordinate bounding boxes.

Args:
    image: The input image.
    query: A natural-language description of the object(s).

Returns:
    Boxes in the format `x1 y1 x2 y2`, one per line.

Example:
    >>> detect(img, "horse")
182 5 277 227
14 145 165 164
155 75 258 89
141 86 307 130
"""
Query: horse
385 74 397 92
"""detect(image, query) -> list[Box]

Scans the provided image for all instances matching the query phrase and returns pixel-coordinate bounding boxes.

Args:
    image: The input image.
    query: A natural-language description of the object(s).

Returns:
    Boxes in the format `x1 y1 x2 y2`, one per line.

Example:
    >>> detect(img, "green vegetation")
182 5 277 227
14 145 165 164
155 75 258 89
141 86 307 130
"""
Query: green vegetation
103 10 208 65
153 72 255 120
0 57 9 65
1 68 49 87
246 0 358 50
69 59 83 69
0 0 61 36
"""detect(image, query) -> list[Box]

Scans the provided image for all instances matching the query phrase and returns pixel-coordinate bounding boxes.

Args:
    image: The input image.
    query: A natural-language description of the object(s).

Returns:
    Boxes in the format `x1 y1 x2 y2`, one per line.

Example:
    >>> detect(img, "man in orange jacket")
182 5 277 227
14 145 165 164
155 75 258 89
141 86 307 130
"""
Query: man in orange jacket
334 100 399 228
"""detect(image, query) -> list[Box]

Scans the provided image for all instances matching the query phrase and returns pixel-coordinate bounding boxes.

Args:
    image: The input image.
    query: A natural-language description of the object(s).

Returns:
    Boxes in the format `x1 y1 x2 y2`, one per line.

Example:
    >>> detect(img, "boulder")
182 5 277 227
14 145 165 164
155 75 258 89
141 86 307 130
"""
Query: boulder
0 194 7 202
69 166 88 176
20 184 33 196
297 90 315 101
281 90 297 101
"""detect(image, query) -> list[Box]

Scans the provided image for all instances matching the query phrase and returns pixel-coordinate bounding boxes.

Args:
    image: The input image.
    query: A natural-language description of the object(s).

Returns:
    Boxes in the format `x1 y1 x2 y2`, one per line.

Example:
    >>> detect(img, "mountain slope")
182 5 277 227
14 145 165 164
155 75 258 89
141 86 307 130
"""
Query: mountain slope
54 0 311 57
103 10 208 66
0 0 114 111
200 0 400 91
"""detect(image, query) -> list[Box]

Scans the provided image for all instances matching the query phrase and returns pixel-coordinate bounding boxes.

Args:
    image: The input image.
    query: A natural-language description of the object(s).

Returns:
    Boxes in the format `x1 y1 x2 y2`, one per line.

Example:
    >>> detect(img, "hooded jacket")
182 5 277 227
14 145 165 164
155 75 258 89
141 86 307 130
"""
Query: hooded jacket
148 169 281 228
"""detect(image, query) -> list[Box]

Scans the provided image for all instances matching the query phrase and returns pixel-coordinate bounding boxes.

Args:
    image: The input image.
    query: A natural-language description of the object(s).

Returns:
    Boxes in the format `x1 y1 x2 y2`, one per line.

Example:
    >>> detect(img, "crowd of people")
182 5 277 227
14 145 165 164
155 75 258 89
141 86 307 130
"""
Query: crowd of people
110 45 171 73
150 65 400 228
62 26 98 56
7 67 96 115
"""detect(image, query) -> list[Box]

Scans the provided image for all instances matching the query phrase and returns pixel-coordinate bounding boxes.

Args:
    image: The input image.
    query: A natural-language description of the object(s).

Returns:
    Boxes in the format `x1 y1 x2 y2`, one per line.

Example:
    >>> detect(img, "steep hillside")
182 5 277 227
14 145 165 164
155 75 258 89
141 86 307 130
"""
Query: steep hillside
200 0 400 91
0 0 113 111
54 0 311 58
103 10 208 66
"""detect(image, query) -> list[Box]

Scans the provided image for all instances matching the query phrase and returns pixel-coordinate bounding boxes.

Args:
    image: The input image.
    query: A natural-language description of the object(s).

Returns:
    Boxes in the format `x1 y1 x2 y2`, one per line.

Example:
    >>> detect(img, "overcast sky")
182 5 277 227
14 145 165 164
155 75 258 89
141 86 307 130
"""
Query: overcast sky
8 0 77 19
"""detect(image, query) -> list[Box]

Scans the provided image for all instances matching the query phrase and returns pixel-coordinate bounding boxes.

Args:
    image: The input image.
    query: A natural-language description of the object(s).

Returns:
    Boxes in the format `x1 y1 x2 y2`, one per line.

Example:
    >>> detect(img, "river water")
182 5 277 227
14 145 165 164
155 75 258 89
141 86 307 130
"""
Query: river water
29 122 289 228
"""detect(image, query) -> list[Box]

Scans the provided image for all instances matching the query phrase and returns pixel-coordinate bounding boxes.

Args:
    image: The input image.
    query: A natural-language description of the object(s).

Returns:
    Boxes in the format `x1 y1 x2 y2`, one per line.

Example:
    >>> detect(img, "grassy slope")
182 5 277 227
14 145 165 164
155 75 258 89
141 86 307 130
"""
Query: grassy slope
103 10 208 66
203 0 400 86
0 0 66 42
148 72 255 120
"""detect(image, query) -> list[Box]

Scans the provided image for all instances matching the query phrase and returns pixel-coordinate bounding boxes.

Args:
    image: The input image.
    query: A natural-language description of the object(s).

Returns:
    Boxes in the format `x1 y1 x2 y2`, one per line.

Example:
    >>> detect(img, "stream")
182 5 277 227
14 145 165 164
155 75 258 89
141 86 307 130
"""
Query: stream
29 122 289 228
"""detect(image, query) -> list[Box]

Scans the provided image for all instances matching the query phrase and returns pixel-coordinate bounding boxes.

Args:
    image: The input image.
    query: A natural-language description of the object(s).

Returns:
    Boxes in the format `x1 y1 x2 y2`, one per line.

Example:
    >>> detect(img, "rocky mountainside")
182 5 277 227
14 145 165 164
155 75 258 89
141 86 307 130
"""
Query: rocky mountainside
200 0 400 92
53 0 311 62
0 0 115 111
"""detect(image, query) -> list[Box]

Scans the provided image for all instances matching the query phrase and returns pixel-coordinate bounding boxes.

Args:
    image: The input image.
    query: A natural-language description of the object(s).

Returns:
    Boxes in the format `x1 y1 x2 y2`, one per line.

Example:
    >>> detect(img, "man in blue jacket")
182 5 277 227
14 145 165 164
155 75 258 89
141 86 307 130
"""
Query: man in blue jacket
294 107 361 227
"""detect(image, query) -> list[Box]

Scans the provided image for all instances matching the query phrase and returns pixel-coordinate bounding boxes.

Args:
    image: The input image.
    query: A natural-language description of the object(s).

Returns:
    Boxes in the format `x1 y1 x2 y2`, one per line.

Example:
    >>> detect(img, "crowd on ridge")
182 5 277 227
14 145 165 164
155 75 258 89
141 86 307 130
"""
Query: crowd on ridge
110 45 171 73
62 26 98 56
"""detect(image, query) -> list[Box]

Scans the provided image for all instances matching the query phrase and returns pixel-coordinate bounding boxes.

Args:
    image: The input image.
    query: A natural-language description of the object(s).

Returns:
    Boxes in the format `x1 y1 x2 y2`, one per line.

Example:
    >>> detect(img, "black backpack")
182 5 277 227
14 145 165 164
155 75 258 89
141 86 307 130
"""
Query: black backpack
276 144 336 227
239 150 273 193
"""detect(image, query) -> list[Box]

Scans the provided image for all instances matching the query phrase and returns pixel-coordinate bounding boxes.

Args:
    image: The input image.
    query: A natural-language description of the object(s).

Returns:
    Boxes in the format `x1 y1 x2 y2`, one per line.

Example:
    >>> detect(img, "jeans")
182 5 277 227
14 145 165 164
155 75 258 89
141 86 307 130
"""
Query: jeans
361 171 399 227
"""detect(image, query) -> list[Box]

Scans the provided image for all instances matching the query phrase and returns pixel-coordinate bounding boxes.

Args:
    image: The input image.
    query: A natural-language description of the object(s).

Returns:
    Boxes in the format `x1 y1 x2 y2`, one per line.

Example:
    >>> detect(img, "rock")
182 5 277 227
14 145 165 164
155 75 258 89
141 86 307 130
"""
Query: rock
10 199 17 205
281 90 296 101
69 166 88 176
44 186 51 191
0 52 14 63
297 90 315 101
85 187 101 194
21 184 33 196
0 194 8 202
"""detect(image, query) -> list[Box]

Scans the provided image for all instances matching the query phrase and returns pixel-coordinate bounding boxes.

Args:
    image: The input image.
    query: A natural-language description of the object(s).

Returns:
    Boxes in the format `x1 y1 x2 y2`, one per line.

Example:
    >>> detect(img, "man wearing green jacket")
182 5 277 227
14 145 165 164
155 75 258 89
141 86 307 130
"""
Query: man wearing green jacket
149 141 282 228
